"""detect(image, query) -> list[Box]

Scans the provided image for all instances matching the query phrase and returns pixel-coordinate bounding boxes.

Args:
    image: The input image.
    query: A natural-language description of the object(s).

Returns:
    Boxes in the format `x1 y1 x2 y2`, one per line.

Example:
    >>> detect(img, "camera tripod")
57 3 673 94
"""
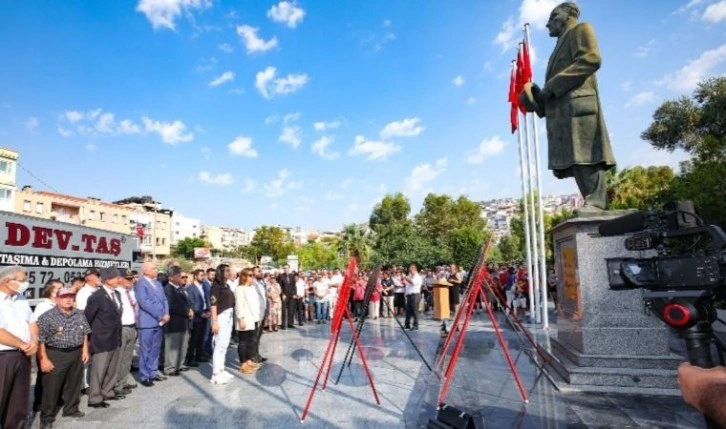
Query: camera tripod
644 290 726 429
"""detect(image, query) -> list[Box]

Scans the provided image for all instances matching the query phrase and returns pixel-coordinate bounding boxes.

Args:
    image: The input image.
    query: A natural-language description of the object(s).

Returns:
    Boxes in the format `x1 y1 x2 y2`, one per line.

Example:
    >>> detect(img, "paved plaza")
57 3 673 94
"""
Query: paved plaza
28 310 706 429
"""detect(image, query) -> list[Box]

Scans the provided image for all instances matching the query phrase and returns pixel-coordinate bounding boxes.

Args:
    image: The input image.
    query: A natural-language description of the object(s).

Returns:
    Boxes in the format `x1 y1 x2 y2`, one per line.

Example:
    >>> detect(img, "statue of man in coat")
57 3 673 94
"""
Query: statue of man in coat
519 2 616 213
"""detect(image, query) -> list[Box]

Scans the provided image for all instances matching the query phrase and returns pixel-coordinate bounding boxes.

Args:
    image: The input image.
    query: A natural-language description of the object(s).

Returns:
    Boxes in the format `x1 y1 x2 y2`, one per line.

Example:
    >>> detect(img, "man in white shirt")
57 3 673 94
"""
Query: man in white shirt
114 268 139 394
75 268 101 394
76 269 101 311
330 269 343 288
0 265 37 429
403 264 423 331
313 278 329 323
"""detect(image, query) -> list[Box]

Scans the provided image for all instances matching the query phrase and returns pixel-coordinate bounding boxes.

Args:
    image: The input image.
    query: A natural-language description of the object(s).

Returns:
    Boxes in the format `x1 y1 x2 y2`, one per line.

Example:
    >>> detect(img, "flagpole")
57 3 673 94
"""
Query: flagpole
524 24 550 330
522 109 541 324
512 59 536 320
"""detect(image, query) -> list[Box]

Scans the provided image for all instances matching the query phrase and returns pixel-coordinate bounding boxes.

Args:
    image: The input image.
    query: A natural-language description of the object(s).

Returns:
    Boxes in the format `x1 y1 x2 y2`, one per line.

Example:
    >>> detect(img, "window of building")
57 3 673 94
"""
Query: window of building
156 237 160 245
122 215 127 224
0 188 10 203
35 202 44 214
0 161 10 174
99 212 105 221
88 210 95 220
162 238 166 245
23 200 31 212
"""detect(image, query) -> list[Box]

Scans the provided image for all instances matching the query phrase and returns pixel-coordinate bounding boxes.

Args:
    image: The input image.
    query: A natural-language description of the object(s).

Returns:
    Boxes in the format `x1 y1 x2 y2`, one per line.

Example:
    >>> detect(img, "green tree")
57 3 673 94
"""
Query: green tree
497 234 522 263
338 223 374 266
606 165 675 210
247 226 294 264
450 225 490 268
641 77 726 225
172 237 207 259
297 241 341 270
369 193 412 237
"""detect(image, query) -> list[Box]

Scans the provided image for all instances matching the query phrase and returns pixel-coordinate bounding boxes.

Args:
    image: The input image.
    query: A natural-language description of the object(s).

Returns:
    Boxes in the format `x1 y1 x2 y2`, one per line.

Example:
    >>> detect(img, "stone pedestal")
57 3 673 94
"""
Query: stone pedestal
541 214 684 394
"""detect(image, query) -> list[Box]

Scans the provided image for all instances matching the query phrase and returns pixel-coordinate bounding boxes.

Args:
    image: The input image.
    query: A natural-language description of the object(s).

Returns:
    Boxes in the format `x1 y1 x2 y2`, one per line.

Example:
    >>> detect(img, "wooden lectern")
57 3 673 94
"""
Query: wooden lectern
432 279 453 321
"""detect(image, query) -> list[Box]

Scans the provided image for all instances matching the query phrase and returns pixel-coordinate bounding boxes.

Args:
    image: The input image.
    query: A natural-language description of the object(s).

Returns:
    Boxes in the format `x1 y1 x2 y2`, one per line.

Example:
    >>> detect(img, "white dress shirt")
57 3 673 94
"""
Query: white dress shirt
0 290 33 351
405 273 423 295
75 284 98 310
119 287 137 325
295 279 306 297
31 298 55 323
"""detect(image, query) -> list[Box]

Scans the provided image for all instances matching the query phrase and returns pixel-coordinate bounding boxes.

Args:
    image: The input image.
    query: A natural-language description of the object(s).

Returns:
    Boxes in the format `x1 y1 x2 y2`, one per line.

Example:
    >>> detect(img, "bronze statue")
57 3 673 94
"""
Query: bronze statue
519 2 616 213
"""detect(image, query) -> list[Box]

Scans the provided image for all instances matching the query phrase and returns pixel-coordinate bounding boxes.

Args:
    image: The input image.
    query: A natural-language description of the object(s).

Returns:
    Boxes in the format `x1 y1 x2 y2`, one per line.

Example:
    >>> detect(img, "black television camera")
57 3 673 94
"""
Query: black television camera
599 201 726 370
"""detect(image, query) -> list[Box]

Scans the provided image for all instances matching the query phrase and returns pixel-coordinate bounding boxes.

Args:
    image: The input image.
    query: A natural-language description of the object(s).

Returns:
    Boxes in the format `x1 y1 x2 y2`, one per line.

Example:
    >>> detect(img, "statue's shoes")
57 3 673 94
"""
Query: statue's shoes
574 204 605 217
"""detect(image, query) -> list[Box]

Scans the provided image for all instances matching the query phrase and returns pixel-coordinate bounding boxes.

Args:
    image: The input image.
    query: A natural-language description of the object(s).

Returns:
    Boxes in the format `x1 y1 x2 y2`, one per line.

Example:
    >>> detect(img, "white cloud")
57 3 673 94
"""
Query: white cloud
241 178 257 193
452 75 465 87
348 135 401 160
58 109 141 137
264 169 302 197
483 61 493 72
298 195 315 205
283 112 300 124
142 116 193 144
405 158 447 193
466 136 506 164
218 43 233 53
467 97 477 105
255 67 276 98
267 1 305 28
85 143 95 152
703 1 726 23
279 126 301 148
625 91 657 108
634 39 656 58
209 70 235 87
228 136 258 157
621 80 633 92
196 56 217 72
198 171 234 186
118 119 140 134
658 44 726 93
64 110 84 123
236 25 278 54
255 66 308 99
493 0 560 51
136 0 212 30
380 117 424 139
201 146 211 160
264 115 279 125
25 117 39 132
313 120 341 131
311 135 340 160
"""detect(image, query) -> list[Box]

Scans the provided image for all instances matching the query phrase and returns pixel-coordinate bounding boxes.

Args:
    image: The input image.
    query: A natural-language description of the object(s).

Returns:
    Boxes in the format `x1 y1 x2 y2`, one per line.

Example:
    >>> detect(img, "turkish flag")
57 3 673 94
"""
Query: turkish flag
509 65 518 134
136 224 145 238
515 45 527 113
522 40 533 84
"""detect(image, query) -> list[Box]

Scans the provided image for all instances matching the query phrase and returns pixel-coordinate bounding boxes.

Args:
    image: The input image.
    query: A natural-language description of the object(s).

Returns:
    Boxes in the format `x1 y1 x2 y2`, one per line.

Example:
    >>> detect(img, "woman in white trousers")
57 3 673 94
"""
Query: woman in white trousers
210 264 236 384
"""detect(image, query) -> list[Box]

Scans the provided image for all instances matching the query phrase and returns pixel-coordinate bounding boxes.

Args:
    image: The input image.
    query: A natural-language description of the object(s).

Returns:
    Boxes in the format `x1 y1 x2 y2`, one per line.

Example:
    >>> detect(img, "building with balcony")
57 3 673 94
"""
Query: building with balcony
202 225 249 251
171 212 201 245
0 147 19 212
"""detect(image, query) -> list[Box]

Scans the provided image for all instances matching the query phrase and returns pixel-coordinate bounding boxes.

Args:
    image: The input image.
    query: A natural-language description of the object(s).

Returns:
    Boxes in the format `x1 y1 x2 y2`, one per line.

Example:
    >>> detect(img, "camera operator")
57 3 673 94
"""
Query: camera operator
678 362 726 427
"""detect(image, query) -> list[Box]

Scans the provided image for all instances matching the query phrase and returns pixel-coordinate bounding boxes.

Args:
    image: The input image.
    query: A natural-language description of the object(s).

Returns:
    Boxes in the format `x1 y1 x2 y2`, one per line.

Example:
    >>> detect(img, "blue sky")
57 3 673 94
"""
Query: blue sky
1 0 725 231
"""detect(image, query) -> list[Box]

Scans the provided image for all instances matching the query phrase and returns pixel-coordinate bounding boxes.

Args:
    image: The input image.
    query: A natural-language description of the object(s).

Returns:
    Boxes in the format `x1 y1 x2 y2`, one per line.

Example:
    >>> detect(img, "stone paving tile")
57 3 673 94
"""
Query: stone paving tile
27 312 707 429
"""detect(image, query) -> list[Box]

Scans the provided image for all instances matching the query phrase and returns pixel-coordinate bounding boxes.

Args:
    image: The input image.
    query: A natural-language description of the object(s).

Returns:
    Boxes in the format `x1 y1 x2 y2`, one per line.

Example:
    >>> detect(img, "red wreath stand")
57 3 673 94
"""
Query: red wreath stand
300 258 380 422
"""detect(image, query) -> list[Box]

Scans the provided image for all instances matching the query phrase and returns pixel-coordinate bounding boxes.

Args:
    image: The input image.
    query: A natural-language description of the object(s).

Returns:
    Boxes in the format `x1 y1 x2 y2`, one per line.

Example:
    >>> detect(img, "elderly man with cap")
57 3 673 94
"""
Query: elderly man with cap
135 262 169 387
163 265 193 375
36 286 91 428
0 265 38 429
84 267 124 408
113 268 139 395
75 268 100 395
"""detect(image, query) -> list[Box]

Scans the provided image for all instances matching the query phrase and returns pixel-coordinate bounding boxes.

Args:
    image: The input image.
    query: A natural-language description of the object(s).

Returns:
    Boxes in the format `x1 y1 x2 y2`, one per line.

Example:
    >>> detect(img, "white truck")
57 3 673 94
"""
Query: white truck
0 211 140 306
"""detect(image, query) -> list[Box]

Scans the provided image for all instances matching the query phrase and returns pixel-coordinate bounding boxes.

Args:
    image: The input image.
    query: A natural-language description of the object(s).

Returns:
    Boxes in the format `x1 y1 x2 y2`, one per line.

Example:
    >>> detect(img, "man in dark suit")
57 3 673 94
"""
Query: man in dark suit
84 267 124 408
276 265 296 330
186 269 209 367
135 262 169 387
163 266 192 375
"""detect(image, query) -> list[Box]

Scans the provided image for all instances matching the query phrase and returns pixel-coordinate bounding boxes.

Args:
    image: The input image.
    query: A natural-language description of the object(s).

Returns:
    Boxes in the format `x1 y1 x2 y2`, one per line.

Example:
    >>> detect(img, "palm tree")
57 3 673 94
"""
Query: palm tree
338 223 375 265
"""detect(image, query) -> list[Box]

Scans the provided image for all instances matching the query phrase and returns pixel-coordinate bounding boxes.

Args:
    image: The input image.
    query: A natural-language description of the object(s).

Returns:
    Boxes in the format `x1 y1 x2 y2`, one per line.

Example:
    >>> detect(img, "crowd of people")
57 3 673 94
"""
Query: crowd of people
0 259 540 429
